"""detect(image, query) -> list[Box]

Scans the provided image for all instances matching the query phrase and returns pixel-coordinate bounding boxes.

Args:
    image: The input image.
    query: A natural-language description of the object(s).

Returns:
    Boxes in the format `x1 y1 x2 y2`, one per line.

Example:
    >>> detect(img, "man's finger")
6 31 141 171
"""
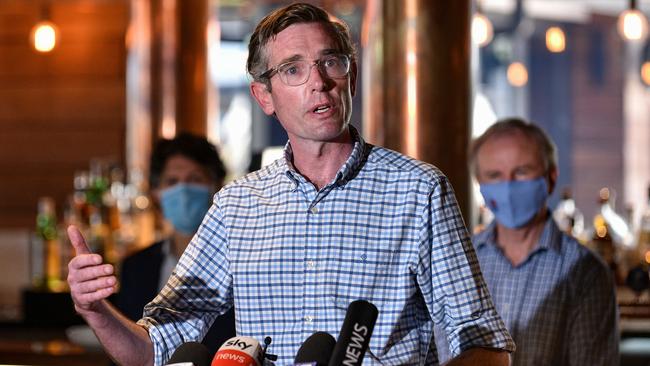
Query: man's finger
69 263 113 282
74 276 117 295
67 225 92 256
73 286 116 308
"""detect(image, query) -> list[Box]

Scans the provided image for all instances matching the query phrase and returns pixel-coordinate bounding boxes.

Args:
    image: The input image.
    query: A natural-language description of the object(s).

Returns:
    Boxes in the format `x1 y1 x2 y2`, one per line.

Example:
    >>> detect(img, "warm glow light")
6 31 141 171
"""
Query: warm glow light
134 195 150 210
472 13 494 47
31 21 57 52
642 61 650 85
546 26 566 53
404 0 418 158
618 9 649 41
161 116 176 139
507 62 528 87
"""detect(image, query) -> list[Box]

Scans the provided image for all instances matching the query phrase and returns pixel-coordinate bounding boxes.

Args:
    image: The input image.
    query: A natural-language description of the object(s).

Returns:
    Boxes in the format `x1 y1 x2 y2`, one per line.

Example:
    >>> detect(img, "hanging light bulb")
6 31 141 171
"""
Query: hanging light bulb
31 21 57 52
472 13 494 47
30 1 58 53
472 1 493 47
546 26 566 53
618 0 649 41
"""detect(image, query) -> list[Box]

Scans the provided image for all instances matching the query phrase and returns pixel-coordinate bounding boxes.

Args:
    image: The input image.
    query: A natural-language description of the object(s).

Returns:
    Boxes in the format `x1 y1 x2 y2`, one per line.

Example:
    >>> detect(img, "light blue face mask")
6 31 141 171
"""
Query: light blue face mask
160 183 213 235
479 177 549 229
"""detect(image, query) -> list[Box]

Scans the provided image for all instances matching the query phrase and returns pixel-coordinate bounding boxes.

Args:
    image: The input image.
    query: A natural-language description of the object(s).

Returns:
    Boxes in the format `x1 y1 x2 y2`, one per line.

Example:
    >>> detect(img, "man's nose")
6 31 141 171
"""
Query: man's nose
309 63 333 91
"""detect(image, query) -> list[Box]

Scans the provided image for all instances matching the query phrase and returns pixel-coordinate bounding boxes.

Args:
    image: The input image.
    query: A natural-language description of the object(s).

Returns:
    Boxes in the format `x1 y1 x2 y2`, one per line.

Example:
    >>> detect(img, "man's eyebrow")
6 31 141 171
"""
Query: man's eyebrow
320 48 339 56
276 54 302 65
274 49 340 65
484 170 502 177
514 163 536 172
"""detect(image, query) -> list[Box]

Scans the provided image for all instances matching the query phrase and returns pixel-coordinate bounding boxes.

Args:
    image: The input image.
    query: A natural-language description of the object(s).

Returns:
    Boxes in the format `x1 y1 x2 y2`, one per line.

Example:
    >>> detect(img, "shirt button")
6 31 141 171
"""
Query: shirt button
310 207 318 214
306 260 315 269
304 315 313 323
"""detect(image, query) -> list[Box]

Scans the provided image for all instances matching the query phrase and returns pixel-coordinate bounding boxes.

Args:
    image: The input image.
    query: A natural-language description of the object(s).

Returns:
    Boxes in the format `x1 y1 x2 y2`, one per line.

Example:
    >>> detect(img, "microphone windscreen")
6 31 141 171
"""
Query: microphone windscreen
328 300 379 366
211 336 263 366
166 342 212 366
294 331 336 366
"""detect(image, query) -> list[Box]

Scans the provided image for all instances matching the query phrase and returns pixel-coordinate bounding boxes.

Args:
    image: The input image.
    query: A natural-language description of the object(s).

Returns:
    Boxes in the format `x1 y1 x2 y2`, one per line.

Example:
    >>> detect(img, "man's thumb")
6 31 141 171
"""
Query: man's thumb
67 225 91 256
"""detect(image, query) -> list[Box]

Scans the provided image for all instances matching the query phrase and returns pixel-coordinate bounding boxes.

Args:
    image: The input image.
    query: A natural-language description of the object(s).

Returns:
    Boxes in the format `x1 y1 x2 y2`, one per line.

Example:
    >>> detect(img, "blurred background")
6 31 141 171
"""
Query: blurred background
2 0 650 364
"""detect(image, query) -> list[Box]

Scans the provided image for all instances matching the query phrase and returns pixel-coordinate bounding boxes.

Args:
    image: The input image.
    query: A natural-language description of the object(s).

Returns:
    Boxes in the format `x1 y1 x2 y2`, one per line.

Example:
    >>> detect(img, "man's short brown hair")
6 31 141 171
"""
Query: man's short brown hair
246 2 356 89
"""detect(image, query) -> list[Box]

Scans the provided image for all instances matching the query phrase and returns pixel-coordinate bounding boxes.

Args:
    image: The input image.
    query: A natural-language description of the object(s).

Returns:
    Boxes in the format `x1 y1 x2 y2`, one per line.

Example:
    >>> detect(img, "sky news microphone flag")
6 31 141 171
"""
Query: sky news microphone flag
211 336 263 366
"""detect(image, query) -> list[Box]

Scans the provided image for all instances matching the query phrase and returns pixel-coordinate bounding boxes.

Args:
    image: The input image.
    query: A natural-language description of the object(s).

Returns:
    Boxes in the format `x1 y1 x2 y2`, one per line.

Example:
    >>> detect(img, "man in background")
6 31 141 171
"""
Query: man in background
438 118 618 365
116 133 235 350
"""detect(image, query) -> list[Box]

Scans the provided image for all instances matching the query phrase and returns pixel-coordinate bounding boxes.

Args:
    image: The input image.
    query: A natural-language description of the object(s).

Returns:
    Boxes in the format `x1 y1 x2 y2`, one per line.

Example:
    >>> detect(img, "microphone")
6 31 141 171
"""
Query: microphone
294 331 336 366
328 300 379 366
211 336 264 366
166 342 212 366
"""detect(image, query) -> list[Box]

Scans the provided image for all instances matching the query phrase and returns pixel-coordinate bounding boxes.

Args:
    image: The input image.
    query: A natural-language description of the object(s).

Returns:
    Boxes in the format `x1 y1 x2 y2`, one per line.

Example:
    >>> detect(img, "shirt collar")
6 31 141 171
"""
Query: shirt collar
281 125 368 188
474 213 563 254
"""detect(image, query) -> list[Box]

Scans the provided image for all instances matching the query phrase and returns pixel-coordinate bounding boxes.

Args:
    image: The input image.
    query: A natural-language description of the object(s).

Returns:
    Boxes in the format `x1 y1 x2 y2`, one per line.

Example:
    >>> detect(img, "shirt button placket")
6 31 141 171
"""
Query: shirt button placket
303 202 320 334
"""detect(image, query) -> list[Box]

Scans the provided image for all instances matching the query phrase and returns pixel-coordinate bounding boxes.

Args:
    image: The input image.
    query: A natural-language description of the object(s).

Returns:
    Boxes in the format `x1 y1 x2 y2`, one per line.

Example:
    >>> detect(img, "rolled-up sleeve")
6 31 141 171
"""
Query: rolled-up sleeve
418 175 515 358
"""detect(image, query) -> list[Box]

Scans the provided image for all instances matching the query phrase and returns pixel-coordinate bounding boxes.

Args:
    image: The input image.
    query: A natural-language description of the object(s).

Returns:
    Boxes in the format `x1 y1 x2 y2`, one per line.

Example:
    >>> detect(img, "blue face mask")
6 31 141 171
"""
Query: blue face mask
160 184 213 235
479 177 549 229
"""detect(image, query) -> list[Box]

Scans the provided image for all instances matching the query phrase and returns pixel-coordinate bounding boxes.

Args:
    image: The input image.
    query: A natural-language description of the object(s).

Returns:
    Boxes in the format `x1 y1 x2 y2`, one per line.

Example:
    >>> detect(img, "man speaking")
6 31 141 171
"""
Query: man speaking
66 3 514 365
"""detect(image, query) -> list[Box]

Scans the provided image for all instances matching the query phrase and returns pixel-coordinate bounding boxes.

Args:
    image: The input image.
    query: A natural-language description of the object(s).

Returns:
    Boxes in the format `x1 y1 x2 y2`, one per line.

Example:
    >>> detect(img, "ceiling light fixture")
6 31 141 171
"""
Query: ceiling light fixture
546 26 566 53
618 0 648 41
472 0 494 47
30 1 58 53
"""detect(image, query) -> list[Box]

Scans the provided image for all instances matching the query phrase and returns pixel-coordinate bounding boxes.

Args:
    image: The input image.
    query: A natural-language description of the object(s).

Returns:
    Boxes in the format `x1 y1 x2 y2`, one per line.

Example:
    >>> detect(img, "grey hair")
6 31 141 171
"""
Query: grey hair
469 117 558 176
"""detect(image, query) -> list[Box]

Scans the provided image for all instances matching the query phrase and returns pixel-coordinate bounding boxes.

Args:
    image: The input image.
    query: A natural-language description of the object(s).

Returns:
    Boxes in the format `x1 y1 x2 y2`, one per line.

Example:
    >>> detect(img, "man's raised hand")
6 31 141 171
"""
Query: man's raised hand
66 225 116 313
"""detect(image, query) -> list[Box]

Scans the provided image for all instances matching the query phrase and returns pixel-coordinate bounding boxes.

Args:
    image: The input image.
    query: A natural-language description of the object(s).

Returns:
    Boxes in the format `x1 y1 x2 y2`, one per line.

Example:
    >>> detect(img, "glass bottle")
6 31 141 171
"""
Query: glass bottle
553 187 585 239
589 188 634 285
34 197 65 292
87 160 116 263
130 168 156 250
73 170 90 227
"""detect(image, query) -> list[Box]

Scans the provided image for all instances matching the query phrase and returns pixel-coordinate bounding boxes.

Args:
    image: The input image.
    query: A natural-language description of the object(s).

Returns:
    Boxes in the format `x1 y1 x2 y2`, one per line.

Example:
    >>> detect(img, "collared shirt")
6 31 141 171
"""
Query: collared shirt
138 127 514 365
470 218 619 366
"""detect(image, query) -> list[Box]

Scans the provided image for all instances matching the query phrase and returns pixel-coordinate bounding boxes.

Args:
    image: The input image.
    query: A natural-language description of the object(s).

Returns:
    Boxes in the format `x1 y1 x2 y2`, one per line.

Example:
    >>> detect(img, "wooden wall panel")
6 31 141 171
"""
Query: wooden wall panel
0 0 128 229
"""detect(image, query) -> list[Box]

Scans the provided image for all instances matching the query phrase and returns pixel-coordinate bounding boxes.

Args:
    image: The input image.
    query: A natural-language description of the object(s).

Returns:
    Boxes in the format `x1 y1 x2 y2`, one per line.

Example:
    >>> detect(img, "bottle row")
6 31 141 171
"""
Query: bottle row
32 159 159 292
552 186 650 297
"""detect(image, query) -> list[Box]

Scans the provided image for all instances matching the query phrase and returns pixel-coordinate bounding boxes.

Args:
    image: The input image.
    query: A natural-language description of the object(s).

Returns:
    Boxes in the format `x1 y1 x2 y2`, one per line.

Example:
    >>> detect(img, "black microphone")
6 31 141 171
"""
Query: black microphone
328 300 378 366
166 341 212 366
294 331 336 366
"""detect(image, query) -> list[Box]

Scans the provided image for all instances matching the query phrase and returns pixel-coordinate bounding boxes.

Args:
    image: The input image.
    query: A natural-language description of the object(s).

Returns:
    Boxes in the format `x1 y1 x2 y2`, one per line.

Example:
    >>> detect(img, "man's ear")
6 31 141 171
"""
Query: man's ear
349 61 358 97
250 81 275 116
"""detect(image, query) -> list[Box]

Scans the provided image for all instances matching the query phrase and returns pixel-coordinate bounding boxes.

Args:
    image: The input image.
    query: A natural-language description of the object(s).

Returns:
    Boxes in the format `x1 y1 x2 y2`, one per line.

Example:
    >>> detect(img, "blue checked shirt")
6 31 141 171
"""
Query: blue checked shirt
138 127 514 365
439 218 618 365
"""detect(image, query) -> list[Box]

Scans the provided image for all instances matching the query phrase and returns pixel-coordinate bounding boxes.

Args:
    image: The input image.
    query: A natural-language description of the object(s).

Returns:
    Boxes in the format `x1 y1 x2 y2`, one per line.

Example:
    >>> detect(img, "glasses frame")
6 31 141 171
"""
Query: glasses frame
259 53 351 87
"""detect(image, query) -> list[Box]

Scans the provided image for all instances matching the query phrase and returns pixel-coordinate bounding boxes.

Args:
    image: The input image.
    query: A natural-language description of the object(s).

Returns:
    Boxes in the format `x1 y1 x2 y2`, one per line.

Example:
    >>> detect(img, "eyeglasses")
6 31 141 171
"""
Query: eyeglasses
260 54 351 87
